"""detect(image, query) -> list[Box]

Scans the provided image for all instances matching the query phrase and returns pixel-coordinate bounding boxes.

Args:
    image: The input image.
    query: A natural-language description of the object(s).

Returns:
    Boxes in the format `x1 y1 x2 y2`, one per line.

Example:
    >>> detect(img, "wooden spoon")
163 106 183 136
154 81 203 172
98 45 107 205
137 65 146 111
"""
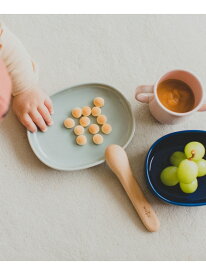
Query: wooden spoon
105 144 160 232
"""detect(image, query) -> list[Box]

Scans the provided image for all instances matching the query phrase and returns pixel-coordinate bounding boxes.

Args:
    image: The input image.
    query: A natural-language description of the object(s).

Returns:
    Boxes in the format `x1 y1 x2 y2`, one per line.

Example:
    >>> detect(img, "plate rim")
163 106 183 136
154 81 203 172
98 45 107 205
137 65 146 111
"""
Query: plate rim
145 130 206 206
27 82 136 171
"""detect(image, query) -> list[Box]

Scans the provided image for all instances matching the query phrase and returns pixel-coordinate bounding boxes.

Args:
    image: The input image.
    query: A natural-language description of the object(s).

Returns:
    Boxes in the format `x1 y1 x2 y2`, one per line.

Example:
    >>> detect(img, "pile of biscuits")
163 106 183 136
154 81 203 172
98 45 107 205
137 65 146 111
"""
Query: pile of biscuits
64 97 112 145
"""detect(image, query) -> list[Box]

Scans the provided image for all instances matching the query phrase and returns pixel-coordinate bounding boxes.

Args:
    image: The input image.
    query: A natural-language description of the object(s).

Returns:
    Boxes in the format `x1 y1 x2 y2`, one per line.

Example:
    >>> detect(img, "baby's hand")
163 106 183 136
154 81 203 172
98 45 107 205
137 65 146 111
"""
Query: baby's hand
12 90 53 132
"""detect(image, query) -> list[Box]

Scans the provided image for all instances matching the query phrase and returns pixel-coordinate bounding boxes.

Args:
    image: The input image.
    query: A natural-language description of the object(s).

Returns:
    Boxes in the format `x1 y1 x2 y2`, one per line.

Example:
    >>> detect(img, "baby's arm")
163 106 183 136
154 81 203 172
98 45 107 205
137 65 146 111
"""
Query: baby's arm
0 22 53 132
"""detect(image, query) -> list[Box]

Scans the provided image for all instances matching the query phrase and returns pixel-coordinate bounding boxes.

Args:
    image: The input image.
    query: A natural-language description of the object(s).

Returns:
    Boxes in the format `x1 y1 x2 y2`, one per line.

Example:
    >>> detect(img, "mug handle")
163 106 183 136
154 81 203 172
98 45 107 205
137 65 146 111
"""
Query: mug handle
135 85 154 103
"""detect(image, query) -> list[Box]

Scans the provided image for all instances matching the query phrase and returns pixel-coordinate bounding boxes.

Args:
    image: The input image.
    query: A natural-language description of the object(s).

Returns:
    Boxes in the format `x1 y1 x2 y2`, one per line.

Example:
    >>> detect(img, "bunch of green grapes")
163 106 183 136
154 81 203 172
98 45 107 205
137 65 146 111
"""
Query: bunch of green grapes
160 141 206 194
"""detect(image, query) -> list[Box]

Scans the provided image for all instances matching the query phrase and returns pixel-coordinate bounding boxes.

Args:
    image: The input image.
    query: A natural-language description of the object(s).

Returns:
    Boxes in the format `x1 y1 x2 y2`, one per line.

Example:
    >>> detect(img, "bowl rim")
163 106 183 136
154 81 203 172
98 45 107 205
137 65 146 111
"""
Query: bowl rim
145 130 206 206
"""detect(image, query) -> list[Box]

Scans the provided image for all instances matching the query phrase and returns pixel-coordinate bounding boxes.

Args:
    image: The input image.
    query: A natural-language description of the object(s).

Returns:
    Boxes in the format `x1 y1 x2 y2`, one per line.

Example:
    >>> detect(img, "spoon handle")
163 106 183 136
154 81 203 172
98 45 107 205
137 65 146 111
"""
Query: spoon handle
119 173 160 232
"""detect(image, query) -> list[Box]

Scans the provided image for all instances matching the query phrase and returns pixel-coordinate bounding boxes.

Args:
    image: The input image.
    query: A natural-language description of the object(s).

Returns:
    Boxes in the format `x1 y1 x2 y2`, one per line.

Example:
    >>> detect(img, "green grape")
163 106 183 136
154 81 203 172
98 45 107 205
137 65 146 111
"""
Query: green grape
195 159 206 177
170 151 186 167
177 159 198 184
160 166 179 186
184 141 205 161
180 179 198 193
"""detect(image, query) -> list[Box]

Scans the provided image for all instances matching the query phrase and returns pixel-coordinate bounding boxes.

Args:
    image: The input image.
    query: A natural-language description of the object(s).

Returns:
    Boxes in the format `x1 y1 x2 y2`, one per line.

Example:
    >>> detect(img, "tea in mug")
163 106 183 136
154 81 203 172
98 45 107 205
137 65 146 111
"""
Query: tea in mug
157 79 195 113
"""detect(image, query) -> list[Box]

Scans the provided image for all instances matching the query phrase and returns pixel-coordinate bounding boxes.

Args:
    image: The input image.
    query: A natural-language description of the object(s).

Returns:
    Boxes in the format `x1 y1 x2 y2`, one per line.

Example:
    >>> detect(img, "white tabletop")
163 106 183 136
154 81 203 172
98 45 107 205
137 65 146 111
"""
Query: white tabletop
0 14 206 260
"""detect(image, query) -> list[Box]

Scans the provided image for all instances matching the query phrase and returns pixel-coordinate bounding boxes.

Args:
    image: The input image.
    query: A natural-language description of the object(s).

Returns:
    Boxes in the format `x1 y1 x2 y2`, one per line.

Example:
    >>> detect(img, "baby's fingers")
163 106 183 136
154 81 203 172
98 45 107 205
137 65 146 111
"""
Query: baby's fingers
30 110 47 132
20 113 37 133
38 105 53 126
44 97 54 114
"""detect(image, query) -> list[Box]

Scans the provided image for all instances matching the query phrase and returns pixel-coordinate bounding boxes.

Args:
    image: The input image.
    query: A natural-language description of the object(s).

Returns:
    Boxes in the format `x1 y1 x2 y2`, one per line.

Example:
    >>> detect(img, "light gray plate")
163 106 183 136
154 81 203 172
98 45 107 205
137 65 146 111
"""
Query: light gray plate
27 83 135 171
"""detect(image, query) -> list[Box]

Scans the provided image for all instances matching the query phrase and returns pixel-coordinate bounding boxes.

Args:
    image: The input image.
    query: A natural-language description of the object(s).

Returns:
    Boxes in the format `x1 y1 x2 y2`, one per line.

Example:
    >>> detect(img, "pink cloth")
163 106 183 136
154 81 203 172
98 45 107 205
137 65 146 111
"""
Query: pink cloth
0 59 12 119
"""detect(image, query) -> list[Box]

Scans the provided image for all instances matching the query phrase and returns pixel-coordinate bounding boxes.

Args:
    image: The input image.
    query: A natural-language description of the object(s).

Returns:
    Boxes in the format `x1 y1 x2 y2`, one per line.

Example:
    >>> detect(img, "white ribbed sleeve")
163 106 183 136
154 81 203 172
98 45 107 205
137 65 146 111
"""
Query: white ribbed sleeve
0 22 39 96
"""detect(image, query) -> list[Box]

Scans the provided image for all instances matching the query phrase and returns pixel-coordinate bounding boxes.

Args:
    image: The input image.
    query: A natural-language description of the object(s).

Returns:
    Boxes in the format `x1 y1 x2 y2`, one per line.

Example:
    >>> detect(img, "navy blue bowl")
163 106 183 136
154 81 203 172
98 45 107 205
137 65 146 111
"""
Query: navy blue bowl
145 130 206 206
